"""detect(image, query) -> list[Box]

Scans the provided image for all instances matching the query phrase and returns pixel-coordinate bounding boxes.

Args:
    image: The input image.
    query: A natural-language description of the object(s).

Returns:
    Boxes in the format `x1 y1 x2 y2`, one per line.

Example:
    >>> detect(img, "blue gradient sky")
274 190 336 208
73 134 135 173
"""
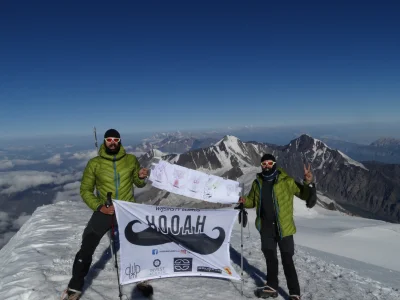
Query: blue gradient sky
1 0 399 138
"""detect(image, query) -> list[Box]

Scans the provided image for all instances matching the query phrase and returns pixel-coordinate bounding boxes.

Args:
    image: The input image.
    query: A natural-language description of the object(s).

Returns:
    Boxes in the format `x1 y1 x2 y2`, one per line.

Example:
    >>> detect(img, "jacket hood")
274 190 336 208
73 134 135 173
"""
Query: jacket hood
98 143 126 161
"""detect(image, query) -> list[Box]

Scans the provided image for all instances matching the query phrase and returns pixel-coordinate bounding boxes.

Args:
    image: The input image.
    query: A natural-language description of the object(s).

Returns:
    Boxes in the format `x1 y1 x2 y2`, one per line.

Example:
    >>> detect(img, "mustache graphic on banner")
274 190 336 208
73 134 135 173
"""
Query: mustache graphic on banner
124 220 225 255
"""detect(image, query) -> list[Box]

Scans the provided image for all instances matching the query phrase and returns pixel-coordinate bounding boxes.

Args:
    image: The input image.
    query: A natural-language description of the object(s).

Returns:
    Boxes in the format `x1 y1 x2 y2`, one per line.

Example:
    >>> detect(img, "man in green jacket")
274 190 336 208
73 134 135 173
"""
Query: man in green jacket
239 153 316 300
63 129 148 300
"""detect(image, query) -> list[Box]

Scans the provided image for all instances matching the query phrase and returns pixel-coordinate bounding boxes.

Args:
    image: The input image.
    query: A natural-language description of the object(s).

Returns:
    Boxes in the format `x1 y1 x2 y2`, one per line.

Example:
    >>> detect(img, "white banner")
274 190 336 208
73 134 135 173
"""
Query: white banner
113 200 240 285
148 160 241 204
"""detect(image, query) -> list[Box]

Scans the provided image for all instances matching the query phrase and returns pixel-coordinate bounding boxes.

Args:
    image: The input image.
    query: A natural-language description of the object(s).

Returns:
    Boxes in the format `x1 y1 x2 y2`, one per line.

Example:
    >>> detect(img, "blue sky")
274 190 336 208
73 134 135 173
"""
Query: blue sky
1 0 399 138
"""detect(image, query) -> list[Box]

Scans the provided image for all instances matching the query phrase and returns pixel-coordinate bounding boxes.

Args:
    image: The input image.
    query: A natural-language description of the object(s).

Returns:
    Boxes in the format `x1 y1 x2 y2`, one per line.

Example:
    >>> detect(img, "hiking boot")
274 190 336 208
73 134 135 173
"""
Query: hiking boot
289 295 301 300
255 285 278 298
61 288 82 300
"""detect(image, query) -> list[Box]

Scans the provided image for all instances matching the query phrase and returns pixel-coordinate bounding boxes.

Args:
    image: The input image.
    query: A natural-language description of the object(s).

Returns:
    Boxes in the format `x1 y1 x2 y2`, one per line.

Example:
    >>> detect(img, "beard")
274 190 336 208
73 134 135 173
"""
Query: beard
105 143 121 155
262 164 277 176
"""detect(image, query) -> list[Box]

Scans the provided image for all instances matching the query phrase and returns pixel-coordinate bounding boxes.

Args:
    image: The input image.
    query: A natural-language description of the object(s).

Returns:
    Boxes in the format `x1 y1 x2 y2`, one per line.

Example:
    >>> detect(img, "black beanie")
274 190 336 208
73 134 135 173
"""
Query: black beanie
104 129 120 139
261 153 276 162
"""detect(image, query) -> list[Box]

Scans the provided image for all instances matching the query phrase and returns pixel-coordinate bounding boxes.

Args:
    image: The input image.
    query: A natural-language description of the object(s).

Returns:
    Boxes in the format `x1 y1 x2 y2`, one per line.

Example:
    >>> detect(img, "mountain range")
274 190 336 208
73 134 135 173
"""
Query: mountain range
137 134 400 223
321 137 400 164
131 131 400 164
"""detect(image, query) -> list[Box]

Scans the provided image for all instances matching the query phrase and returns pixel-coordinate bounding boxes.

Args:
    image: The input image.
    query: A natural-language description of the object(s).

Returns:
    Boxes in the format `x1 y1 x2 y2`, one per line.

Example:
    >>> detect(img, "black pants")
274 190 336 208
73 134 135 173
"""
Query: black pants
68 212 116 291
260 234 300 296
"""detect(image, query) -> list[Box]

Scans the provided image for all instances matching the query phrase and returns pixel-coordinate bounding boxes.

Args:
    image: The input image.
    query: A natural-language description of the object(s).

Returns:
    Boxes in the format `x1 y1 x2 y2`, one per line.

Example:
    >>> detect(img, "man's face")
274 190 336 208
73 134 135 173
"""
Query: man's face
104 137 120 153
261 160 276 170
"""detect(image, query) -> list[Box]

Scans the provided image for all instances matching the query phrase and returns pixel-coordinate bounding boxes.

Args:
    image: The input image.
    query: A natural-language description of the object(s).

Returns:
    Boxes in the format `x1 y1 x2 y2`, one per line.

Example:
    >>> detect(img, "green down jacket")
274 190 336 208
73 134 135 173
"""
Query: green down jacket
80 144 146 211
243 167 313 238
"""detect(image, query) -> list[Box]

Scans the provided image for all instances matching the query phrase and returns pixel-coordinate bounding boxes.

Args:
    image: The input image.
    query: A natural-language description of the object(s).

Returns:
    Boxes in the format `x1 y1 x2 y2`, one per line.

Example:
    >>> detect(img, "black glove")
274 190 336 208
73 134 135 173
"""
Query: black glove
234 203 248 228
106 192 112 207
234 203 243 210
306 183 317 208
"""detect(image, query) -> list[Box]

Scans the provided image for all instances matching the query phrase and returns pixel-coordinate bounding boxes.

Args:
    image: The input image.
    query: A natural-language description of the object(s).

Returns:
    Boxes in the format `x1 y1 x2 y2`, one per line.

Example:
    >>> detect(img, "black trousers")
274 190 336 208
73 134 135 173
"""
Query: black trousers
260 234 300 296
68 212 116 291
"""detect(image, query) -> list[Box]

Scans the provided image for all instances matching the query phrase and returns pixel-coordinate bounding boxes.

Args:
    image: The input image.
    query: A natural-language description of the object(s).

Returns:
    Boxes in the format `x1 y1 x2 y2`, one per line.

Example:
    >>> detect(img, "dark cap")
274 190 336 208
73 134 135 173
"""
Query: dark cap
104 129 120 139
261 153 276 162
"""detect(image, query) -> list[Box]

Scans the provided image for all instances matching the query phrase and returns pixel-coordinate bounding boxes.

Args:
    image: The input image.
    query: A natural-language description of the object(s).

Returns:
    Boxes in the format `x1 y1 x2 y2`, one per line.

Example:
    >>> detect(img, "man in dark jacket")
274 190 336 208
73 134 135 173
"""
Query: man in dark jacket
239 153 317 300
62 129 149 300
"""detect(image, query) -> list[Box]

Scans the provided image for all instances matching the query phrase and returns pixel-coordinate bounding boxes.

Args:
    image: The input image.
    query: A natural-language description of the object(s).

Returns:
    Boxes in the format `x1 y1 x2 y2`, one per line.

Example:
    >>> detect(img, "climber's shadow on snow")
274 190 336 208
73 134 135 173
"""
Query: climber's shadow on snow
82 237 119 294
229 246 289 299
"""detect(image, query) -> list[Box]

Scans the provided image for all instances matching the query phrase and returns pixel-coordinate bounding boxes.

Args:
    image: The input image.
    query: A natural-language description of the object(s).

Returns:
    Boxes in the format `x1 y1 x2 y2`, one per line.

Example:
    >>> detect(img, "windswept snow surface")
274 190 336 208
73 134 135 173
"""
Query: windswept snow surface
0 199 399 300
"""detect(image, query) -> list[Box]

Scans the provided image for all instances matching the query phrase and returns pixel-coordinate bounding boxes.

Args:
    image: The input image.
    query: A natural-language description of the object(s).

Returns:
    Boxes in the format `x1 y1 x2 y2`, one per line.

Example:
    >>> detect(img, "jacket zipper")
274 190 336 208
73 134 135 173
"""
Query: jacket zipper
113 156 119 199
255 179 262 231
272 186 283 239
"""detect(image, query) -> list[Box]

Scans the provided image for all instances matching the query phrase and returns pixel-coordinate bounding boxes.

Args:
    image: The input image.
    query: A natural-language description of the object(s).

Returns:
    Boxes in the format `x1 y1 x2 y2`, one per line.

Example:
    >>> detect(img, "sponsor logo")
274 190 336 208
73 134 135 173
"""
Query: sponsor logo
224 267 232 275
173 257 193 272
151 249 190 255
153 259 161 268
125 263 141 279
149 266 166 276
197 266 222 274
149 259 166 276
153 249 183 253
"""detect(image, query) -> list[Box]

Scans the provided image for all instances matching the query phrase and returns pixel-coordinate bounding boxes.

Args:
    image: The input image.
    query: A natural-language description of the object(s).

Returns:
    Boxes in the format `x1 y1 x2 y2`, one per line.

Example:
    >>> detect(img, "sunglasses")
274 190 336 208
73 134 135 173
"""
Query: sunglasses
261 160 276 167
104 138 120 143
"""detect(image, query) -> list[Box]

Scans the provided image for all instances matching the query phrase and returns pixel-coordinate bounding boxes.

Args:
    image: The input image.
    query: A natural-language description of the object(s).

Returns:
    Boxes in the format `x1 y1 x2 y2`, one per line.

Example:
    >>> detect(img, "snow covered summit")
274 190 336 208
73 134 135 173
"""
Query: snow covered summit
0 197 400 299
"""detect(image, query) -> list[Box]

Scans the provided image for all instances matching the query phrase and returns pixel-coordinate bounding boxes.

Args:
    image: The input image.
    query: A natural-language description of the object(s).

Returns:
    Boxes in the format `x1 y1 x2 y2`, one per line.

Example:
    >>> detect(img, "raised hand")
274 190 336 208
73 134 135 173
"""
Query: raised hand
139 167 149 179
304 163 313 183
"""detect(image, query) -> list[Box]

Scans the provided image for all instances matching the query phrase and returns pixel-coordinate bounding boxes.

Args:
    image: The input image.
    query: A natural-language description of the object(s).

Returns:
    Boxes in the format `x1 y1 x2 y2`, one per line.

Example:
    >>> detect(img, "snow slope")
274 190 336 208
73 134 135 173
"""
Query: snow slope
0 198 399 300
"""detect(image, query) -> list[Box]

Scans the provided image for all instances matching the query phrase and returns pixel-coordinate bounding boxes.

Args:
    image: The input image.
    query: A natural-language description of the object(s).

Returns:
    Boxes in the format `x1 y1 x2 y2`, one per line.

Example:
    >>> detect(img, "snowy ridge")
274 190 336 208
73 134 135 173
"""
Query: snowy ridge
295 134 369 173
338 150 368 170
215 136 263 164
214 135 241 148
312 136 329 149
0 199 400 299
168 154 180 164
312 142 330 169
214 135 252 168
171 135 260 177
151 149 166 158
291 134 329 151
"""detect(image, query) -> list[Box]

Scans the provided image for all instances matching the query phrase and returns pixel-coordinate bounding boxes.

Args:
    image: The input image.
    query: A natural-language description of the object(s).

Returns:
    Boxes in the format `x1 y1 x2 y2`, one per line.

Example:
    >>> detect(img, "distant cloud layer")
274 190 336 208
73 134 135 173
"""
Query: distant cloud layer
0 211 9 231
0 160 13 170
70 150 97 160
63 181 81 190
0 171 82 194
0 147 99 171
0 211 31 249
53 181 82 203
11 159 40 166
0 154 63 170
12 214 31 230
46 154 63 165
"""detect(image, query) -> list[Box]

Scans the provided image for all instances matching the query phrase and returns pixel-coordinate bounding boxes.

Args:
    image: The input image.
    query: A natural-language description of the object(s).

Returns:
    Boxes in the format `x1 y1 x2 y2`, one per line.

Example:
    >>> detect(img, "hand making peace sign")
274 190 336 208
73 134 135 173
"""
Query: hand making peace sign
304 163 313 184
